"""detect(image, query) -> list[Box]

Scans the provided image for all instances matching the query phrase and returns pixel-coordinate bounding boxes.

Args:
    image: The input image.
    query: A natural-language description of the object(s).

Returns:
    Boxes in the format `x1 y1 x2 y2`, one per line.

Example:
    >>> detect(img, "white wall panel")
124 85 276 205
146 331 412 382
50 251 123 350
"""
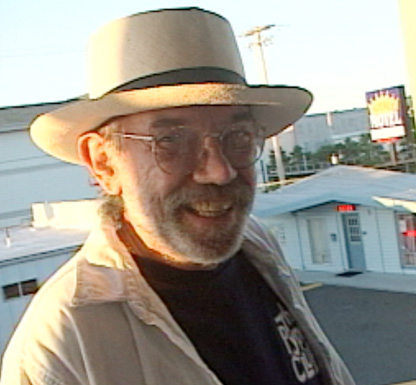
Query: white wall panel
356 207 386 272
375 209 403 273
0 252 73 356
0 130 98 227
297 204 345 272
261 214 304 269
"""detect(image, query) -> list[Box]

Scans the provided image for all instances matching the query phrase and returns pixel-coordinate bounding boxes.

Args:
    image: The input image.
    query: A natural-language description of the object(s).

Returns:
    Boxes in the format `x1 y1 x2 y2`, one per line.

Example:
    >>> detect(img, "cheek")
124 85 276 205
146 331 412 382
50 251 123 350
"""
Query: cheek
237 167 256 188
119 154 186 201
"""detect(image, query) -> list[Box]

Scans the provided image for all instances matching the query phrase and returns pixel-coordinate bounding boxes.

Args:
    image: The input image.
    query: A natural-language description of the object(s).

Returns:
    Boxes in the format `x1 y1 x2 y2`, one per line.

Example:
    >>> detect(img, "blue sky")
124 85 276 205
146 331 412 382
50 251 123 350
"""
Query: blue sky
0 0 408 114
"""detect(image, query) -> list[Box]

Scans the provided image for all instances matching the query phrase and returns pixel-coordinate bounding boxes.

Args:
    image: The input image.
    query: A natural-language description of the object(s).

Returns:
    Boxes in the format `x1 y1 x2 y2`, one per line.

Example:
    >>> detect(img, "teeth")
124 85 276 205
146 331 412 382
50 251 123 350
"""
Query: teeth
190 201 231 217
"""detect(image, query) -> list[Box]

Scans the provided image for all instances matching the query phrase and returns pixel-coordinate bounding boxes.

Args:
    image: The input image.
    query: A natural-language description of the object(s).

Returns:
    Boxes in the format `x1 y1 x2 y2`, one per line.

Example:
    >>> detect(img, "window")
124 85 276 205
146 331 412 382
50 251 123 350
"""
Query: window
21 279 39 295
307 218 331 264
398 214 416 266
2 279 38 300
3 283 20 300
345 216 362 243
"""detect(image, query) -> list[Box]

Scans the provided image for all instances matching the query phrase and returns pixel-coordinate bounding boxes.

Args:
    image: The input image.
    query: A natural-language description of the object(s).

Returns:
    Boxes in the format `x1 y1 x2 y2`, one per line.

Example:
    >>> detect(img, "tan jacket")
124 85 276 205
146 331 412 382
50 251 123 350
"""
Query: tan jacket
0 216 355 385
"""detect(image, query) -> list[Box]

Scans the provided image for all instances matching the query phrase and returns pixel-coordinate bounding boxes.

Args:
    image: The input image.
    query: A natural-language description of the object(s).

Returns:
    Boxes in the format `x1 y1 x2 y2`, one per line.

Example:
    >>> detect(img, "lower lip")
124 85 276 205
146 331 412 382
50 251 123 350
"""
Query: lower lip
183 207 234 227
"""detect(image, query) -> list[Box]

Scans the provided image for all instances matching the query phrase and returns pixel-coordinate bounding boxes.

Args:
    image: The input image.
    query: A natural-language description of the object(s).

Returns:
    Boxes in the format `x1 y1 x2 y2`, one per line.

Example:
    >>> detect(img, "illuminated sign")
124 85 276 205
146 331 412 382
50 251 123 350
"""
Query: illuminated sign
336 204 356 212
366 86 408 142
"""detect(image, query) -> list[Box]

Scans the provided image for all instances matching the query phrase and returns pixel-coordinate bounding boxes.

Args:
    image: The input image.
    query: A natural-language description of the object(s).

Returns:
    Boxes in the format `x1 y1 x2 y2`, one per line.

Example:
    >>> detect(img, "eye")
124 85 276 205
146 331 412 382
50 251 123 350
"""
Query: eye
224 128 254 151
154 126 193 156
158 133 181 144
155 132 182 155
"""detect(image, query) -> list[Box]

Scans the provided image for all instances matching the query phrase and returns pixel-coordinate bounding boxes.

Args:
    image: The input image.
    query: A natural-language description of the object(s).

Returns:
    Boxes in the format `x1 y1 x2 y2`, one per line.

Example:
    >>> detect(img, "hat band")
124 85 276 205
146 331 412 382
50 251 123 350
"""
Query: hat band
112 67 246 93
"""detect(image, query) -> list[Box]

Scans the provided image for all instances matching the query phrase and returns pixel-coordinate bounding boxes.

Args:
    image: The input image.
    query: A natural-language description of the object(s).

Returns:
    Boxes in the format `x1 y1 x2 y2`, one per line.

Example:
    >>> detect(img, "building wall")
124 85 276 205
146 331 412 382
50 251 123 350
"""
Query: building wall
0 119 97 227
295 204 346 272
291 113 332 153
259 202 408 275
0 249 75 356
375 210 403 273
260 204 347 271
358 207 386 272
277 108 370 155
274 126 296 157
329 108 370 142
261 213 304 270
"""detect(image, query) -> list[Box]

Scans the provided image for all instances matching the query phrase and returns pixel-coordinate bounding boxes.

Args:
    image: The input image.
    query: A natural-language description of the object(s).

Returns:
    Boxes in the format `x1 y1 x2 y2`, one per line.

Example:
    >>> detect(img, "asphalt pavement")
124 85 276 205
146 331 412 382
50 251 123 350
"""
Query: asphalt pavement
296 269 416 295
299 270 416 385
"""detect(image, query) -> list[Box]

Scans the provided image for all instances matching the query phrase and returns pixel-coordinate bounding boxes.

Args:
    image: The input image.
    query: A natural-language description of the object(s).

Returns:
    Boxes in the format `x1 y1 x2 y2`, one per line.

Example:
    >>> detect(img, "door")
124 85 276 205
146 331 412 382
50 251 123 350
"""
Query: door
342 213 366 271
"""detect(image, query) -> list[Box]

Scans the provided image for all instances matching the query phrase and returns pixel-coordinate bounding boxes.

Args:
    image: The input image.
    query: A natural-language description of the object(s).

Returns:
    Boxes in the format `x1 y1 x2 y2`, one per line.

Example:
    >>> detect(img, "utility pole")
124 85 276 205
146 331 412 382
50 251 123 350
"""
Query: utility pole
242 25 286 184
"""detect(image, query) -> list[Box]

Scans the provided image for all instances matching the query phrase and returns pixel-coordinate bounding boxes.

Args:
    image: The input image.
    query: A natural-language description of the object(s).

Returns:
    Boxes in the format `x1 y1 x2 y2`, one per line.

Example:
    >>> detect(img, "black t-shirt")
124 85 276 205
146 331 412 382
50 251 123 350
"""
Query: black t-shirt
135 252 323 385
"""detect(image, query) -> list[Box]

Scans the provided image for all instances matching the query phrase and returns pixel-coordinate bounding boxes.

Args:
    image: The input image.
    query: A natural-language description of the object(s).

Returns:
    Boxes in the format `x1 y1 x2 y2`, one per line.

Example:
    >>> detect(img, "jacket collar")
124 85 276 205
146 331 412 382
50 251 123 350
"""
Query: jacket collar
71 220 142 306
70 215 289 307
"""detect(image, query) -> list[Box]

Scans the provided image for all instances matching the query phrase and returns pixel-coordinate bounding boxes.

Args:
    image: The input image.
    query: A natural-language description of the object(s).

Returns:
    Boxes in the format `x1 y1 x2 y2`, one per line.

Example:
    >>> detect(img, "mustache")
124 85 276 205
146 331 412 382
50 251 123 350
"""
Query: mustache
165 177 255 208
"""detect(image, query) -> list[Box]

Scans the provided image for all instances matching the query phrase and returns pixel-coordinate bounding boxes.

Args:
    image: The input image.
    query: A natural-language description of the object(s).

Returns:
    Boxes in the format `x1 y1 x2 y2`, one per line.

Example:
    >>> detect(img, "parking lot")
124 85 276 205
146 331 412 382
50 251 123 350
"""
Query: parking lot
305 285 416 385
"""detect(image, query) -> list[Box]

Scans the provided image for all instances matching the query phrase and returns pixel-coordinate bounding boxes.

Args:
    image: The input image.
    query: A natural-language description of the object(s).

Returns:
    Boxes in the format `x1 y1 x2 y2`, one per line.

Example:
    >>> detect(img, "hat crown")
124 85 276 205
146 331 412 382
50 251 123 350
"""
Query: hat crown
88 8 246 99
30 7 312 165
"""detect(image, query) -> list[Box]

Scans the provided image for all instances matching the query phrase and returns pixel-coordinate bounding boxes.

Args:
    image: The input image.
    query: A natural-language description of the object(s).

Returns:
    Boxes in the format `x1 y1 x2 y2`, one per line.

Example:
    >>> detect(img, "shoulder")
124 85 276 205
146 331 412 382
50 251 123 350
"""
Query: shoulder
244 215 284 256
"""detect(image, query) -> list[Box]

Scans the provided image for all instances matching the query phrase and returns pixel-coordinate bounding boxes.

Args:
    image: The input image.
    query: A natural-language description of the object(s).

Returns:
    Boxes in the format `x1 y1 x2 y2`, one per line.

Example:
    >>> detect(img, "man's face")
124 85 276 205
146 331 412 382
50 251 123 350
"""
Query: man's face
107 105 258 267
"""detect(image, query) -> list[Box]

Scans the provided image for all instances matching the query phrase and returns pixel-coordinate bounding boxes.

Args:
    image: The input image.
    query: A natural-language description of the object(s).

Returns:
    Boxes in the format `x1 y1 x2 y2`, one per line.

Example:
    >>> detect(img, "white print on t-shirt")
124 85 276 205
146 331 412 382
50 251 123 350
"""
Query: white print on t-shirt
274 304 319 383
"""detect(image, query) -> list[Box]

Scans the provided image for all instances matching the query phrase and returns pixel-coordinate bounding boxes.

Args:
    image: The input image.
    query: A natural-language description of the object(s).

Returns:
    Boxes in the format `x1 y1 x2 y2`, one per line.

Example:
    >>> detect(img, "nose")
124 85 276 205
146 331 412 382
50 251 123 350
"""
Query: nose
191 136 237 185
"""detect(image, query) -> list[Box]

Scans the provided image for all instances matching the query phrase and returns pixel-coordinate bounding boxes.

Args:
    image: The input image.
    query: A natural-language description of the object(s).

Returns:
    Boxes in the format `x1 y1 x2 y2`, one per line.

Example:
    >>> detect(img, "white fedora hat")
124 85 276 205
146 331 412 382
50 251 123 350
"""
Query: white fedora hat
30 7 313 164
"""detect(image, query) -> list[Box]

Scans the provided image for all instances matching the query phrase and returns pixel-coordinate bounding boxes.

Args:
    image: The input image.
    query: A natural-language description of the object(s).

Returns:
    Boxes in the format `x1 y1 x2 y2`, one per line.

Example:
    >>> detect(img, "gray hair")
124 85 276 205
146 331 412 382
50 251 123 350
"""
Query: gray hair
94 117 126 225
97 117 124 152
98 194 124 227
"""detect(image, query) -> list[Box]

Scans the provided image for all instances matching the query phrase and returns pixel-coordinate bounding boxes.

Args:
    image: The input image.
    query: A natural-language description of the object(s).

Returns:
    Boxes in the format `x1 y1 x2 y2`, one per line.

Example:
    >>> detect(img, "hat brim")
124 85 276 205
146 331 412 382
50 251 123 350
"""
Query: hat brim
30 83 312 164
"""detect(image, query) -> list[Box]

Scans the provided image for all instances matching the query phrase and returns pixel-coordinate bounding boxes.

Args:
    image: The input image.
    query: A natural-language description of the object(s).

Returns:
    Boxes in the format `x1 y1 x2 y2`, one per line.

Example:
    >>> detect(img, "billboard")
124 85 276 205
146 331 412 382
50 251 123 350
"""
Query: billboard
366 86 409 142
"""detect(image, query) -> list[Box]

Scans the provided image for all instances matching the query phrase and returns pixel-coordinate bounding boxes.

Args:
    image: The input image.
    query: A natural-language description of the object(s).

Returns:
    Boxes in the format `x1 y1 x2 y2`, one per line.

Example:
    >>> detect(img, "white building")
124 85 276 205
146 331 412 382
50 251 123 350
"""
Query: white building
4 166 416 356
0 103 97 228
1 102 414 357
0 200 97 356
254 165 416 274
278 108 370 154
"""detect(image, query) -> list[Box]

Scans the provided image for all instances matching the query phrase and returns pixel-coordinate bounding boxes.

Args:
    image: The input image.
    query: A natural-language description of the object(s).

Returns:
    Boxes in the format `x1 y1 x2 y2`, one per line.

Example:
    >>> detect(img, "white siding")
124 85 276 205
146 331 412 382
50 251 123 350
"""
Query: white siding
0 130 98 227
260 202 409 274
0 250 75 356
258 202 407 274
260 204 352 272
374 209 403 273
358 207 387 272
261 214 304 269
296 204 346 272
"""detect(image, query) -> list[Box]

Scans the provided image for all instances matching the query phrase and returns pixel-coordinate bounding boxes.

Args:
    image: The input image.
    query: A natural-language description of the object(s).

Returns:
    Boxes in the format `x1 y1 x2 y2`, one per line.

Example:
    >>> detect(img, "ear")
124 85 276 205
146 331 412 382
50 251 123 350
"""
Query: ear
77 132 121 195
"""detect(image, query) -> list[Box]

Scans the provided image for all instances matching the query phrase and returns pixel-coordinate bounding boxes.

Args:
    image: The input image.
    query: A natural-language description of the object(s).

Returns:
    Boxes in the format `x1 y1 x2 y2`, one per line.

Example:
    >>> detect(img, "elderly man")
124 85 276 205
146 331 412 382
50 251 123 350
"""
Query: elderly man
0 7 354 385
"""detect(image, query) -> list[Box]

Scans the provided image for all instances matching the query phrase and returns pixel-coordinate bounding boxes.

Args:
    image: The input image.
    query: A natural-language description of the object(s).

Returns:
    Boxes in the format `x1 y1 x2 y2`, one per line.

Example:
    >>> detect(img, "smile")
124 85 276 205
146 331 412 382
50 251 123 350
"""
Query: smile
187 201 232 217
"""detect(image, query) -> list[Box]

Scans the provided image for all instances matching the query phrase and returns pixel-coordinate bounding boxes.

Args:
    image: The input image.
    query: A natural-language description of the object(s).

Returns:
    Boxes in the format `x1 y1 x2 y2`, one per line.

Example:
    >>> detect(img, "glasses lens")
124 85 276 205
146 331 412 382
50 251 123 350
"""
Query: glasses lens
153 127 199 174
152 123 265 174
222 123 265 169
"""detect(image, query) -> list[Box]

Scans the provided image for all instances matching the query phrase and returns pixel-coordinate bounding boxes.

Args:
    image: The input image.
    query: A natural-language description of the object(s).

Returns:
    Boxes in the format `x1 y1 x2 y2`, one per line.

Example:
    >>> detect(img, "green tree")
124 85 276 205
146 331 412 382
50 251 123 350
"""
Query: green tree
289 145 304 164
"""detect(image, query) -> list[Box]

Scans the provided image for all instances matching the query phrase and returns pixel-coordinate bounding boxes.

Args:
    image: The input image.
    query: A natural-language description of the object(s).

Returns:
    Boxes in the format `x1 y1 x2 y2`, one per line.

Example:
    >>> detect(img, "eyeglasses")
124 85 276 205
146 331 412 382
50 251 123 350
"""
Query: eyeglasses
113 121 265 174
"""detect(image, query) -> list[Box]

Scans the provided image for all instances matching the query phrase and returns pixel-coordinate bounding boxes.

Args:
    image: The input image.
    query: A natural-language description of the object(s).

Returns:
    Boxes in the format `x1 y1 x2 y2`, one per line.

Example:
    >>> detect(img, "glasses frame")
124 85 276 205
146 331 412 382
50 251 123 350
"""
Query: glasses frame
112 124 266 174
